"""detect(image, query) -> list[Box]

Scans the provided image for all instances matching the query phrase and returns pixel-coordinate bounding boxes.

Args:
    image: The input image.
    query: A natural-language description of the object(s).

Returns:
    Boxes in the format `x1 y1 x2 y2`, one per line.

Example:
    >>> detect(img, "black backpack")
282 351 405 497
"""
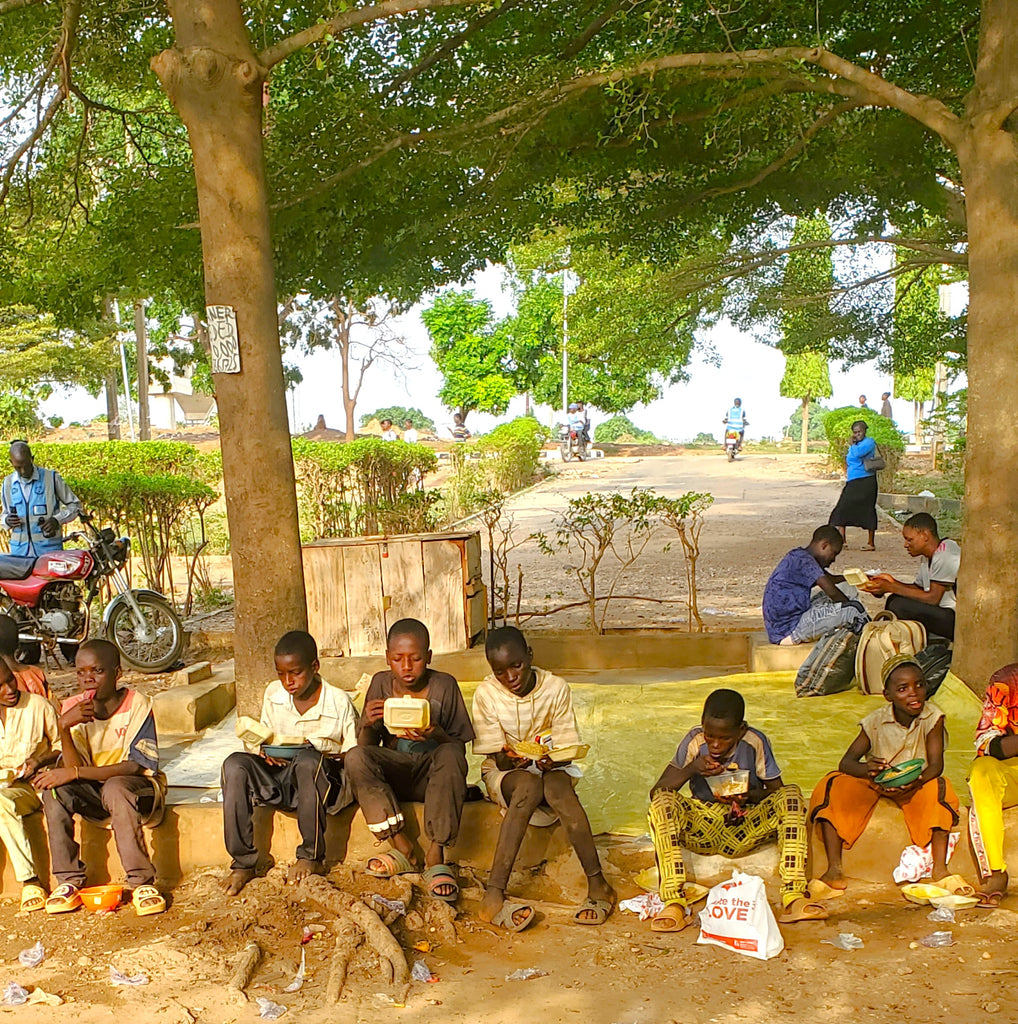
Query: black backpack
915 643 953 698
795 627 860 697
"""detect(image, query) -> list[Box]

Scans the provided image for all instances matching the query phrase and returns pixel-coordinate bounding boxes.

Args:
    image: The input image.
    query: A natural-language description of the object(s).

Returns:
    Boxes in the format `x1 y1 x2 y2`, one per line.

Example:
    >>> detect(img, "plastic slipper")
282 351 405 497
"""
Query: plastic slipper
808 878 847 901
132 884 165 917
650 902 691 933
778 896 829 923
572 897 613 926
44 883 81 915
976 891 1004 909
20 884 47 913
422 864 459 903
933 874 977 898
365 848 417 878
491 901 535 932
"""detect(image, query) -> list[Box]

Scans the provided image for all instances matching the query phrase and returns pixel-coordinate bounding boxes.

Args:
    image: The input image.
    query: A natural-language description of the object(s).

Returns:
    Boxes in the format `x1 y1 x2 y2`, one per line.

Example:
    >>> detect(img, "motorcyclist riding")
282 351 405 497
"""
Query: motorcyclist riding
723 398 748 453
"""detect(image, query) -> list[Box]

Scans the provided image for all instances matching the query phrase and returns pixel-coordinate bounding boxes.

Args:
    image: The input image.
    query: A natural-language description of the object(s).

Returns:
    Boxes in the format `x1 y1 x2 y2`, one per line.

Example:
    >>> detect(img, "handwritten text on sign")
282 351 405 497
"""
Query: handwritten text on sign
207 305 241 374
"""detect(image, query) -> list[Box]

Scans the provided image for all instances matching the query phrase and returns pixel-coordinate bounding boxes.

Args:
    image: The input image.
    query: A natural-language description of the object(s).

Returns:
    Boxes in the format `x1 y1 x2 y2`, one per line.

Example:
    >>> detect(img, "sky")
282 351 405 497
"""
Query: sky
40 262 928 444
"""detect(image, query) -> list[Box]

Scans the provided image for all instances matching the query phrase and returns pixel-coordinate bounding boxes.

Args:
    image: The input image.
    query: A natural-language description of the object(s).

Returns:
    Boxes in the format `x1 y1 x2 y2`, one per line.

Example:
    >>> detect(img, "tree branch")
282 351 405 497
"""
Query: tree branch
0 0 45 13
260 0 488 69
560 0 628 61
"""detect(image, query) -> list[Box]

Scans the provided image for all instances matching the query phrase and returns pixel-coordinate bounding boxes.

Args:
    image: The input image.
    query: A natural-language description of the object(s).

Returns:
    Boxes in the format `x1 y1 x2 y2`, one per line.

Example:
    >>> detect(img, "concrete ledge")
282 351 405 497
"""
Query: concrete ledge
878 492 963 516
153 661 236 734
749 635 812 673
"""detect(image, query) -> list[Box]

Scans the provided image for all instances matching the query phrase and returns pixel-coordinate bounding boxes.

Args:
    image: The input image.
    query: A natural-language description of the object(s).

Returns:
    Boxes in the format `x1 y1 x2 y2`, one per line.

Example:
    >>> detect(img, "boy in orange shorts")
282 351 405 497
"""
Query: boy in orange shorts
809 654 966 892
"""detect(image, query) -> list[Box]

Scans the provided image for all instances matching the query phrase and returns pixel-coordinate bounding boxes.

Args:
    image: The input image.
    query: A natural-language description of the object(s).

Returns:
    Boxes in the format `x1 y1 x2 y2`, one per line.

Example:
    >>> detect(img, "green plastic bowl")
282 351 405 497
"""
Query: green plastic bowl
875 758 925 787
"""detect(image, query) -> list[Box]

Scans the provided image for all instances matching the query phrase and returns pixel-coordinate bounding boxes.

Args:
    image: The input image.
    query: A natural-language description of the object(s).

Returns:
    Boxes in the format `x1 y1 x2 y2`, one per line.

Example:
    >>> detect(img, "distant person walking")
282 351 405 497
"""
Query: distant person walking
828 420 878 551
880 393 893 420
858 395 869 409
451 413 471 443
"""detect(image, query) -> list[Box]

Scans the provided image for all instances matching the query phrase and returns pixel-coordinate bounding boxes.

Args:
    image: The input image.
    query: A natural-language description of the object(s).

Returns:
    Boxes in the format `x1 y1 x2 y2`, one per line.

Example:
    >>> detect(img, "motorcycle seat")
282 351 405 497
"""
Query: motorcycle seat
0 555 36 580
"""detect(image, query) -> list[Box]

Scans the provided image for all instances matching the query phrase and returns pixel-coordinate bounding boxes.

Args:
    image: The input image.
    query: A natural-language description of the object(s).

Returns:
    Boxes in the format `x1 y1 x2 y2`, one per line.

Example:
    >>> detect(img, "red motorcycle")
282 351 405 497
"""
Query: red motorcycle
0 513 184 672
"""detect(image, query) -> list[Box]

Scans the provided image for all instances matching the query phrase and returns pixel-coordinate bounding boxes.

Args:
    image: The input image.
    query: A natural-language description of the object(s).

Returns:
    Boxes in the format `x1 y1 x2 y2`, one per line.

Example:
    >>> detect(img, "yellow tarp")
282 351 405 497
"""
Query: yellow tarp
457 670 983 836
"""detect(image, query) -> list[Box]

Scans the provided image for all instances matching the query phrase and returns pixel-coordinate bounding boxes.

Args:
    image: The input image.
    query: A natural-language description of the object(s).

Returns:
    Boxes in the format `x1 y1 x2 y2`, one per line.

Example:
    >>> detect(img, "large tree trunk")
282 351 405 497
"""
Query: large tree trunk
336 299 356 442
152 0 307 712
951 0 1018 691
799 396 810 455
104 371 121 440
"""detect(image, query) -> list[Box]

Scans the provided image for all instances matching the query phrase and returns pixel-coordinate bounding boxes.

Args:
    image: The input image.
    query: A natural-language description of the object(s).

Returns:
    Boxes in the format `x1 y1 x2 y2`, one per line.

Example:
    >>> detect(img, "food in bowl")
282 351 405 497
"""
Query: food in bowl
707 769 750 798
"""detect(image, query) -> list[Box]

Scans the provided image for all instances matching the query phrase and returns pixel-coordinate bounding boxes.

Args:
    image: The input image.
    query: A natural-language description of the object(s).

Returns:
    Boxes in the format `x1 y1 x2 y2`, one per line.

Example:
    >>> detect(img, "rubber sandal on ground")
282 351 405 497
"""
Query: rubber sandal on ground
20 884 47 913
364 849 417 878
422 864 459 903
976 891 1004 909
132 884 165 917
491 901 535 932
44 883 81 914
778 896 829 923
572 897 613 926
933 874 977 898
808 878 847 901
650 902 692 933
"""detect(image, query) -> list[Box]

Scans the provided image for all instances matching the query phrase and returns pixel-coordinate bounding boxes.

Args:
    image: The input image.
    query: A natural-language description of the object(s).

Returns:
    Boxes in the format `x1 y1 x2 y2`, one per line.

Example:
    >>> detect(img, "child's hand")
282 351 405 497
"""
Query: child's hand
32 766 77 790
861 574 892 595
692 753 725 776
536 755 563 772
864 758 890 778
364 699 386 724
59 698 94 730
404 724 447 743
501 745 530 768
16 757 39 780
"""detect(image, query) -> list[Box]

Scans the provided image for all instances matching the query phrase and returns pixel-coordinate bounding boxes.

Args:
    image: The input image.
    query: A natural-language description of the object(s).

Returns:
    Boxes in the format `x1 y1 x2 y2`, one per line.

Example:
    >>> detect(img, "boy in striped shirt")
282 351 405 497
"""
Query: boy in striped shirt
473 626 614 930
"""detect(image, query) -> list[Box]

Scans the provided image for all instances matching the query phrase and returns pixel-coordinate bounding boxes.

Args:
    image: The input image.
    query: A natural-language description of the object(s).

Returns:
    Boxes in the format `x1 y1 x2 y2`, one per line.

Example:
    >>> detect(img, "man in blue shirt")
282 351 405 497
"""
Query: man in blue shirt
1 442 81 557
762 525 868 645
723 398 747 451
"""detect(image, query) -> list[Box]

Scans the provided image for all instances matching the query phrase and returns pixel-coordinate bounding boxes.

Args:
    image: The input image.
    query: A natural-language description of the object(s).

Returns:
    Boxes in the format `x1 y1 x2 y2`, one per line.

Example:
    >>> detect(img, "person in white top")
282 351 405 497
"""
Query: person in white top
472 626 614 931
863 512 960 639
379 418 398 441
402 418 419 444
220 631 358 895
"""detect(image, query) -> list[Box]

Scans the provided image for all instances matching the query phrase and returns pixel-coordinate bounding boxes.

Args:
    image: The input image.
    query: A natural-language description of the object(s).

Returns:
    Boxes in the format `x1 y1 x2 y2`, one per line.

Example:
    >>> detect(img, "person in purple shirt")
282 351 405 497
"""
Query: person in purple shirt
762 525 868 645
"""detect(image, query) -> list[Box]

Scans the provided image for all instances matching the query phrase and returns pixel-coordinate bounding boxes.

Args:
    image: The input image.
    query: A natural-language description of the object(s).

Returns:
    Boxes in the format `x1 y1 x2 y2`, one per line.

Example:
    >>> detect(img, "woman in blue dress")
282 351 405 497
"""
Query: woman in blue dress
828 419 878 550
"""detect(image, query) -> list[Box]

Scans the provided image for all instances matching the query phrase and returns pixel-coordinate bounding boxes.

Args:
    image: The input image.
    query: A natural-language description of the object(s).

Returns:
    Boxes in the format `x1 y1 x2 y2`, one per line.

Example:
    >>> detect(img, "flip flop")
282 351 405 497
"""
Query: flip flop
572 897 613 926
491 901 535 932
650 901 692 933
808 878 847 901
45 883 81 914
422 864 459 903
976 891 1004 909
132 884 166 917
365 848 417 878
933 874 977 898
20 883 47 913
778 896 829 923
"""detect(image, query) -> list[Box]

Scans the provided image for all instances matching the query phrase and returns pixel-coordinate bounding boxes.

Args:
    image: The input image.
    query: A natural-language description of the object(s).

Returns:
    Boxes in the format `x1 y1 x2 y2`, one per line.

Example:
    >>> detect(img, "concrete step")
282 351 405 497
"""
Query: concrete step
153 660 236 735
173 660 213 686
749 634 812 673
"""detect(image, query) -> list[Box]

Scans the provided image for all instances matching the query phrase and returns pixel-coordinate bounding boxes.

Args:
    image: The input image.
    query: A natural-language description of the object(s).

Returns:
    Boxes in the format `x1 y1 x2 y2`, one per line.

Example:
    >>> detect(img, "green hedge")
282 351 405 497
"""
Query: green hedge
474 417 549 493
824 406 905 489
594 414 661 444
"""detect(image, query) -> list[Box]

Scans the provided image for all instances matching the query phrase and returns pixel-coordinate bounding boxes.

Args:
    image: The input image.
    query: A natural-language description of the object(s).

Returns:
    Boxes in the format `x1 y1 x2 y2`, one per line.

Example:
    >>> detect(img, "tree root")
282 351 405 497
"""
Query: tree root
227 940 260 1004
423 896 459 945
326 921 364 1004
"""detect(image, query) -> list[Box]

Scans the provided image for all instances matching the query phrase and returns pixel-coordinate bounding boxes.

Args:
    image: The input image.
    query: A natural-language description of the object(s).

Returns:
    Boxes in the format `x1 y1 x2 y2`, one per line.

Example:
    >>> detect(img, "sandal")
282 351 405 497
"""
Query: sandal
491 901 535 932
365 849 417 878
20 883 47 914
976 891 1004 909
45 883 81 914
933 874 977 898
808 878 847 901
572 897 613 926
650 901 692 933
778 896 829 923
131 884 166 917
422 864 459 903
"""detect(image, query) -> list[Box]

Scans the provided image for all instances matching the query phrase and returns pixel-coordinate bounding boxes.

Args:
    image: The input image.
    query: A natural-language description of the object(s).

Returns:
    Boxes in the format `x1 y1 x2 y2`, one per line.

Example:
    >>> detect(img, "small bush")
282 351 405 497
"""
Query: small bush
359 406 436 431
594 415 661 444
474 417 549 493
824 406 905 488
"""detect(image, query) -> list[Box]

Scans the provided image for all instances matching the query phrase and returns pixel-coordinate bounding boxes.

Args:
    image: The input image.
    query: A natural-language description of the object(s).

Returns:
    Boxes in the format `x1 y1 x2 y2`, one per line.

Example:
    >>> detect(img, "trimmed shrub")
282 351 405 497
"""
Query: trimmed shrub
594 414 661 444
474 417 549 493
824 406 905 489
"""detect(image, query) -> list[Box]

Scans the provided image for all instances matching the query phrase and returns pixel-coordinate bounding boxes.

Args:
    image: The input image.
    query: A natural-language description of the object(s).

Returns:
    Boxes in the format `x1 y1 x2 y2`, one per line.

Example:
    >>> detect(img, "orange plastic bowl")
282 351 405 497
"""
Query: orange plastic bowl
78 884 124 911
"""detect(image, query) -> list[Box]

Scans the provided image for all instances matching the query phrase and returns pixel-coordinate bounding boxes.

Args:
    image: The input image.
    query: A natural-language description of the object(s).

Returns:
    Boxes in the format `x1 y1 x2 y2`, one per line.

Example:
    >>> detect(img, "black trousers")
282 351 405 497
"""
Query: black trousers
221 748 344 869
886 595 956 640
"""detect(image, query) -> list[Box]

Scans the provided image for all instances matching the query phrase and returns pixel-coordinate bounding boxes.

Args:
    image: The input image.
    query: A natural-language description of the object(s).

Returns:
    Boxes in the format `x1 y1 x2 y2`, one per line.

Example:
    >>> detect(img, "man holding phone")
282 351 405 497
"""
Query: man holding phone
1 441 81 557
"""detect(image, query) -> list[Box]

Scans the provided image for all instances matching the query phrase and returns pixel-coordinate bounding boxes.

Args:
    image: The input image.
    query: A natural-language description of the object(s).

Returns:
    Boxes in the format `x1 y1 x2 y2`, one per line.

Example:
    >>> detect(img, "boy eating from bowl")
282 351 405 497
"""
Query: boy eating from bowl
809 654 967 894
221 630 359 895
345 618 474 902
37 639 167 916
473 626 614 930
0 655 60 912
648 688 824 931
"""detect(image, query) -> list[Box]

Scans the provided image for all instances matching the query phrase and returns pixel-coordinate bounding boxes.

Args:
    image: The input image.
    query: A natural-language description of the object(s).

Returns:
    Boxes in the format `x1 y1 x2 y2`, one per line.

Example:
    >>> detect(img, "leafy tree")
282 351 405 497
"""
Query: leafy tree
360 407 436 432
421 291 514 421
594 415 662 444
777 215 835 454
786 400 829 443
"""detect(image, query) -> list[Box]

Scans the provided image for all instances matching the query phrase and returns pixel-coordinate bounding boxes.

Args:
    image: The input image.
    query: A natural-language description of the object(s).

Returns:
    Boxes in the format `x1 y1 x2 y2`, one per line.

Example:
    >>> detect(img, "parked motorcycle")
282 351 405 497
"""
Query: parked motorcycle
559 424 588 461
0 513 184 672
724 428 742 461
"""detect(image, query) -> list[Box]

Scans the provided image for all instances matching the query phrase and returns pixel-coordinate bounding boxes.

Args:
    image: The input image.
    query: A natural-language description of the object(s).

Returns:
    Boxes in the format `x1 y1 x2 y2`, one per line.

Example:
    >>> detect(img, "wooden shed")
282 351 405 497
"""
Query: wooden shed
302 531 486 656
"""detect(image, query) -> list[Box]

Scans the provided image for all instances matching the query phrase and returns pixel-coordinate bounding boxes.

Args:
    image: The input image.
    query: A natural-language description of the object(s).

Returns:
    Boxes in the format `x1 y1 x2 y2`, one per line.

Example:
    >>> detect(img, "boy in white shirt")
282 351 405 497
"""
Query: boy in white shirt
402 419 418 444
473 626 614 930
379 418 398 441
221 631 358 894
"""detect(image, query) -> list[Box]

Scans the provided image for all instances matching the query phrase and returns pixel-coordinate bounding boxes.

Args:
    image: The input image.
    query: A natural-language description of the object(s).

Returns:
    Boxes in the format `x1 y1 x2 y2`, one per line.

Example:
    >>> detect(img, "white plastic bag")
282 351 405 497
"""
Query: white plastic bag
696 870 784 961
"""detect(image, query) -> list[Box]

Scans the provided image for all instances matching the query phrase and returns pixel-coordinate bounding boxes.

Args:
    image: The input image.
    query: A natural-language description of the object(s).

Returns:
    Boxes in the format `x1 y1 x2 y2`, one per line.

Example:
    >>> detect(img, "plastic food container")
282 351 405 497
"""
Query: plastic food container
706 769 749 798
842 568 869 587
901 882 950 906
79 884 124 911
236 716 272 746
383 696 430 732
875 758 924 788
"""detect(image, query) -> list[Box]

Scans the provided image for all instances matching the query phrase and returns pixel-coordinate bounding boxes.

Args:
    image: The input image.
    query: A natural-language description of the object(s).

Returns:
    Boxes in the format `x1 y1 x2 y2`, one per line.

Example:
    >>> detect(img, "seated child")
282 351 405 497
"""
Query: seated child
221 630 358 894
345 618 474 901
966 663 1018 907
473 626 615 930
762 525 867 646
0 615 48 697
37 639 167 916
809 654 966 893
0 655 60 911
648 688 824 932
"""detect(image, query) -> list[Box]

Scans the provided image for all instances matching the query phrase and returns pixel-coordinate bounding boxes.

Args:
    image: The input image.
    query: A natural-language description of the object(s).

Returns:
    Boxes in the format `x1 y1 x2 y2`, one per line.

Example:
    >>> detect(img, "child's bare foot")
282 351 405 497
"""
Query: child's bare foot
223 868 257 896
574 873 616 922
819 867 847 889
287 859 326 884
479 886 505 923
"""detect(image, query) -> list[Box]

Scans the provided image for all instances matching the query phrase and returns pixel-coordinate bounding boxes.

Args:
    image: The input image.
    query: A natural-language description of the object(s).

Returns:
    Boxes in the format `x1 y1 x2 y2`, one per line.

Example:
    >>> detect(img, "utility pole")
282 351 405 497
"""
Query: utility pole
134 300 150 441
561 251 572 418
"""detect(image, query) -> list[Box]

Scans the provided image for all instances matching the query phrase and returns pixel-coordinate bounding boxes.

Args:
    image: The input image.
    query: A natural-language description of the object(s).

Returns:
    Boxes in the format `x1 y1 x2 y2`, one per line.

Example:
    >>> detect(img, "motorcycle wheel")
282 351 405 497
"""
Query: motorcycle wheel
106 593 185 672
15 642 41 666
560 445 572 462
59 641 80 666
727 447 736 462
